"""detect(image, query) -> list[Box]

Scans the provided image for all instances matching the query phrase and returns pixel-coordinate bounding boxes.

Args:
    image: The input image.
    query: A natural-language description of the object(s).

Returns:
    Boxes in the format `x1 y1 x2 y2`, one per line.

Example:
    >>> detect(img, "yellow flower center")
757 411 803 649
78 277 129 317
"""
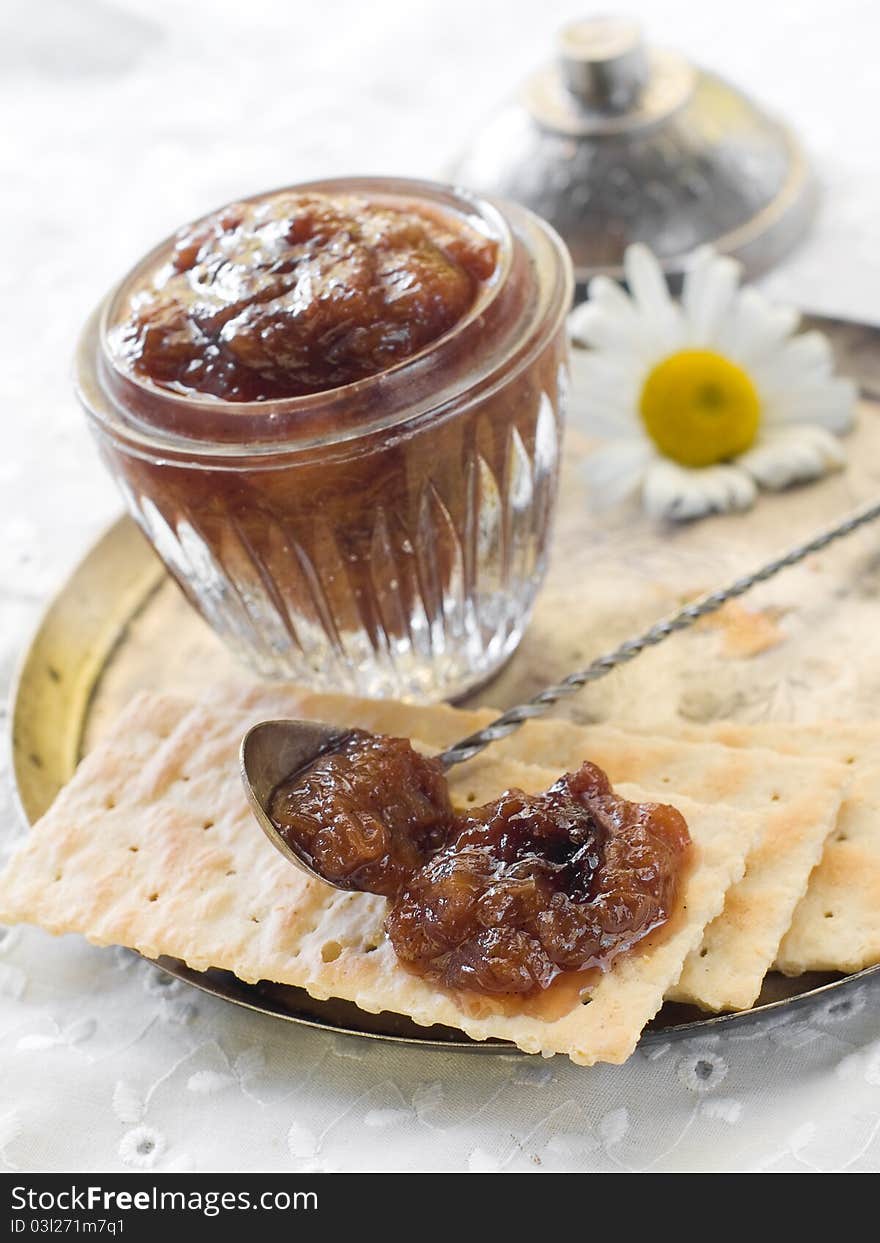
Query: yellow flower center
639 349 761 468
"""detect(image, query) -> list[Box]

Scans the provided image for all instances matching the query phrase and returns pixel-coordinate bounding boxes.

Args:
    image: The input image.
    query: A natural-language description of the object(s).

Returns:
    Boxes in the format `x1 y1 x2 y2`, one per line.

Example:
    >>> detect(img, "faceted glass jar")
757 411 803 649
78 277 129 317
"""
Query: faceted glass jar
75 178 573 702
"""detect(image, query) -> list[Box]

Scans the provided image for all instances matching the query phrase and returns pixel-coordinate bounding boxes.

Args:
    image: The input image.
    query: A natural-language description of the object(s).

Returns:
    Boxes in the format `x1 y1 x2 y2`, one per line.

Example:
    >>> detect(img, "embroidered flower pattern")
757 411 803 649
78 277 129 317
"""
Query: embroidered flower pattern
118 1125 165 1170
676 1050 729 1094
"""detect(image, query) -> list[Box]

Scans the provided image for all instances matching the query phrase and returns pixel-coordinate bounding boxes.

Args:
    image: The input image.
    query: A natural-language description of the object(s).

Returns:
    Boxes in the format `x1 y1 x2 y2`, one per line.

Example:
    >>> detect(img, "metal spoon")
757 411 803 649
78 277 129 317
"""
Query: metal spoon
241 495 880 888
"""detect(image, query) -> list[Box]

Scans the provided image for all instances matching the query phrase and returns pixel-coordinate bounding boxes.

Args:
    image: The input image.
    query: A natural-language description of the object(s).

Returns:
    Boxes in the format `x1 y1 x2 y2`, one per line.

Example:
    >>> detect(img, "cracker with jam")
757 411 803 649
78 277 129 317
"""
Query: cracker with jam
0 686 767 1066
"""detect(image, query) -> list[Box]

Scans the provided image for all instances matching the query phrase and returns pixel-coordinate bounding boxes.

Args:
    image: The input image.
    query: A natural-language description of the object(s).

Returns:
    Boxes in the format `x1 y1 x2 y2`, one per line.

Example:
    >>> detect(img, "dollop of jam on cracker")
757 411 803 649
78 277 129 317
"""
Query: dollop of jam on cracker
269 732 691 997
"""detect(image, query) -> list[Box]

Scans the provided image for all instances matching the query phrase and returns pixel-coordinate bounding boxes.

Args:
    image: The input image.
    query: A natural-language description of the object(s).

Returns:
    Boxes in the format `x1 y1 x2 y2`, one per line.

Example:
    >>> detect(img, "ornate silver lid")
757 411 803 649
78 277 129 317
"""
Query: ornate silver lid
450 17 815 287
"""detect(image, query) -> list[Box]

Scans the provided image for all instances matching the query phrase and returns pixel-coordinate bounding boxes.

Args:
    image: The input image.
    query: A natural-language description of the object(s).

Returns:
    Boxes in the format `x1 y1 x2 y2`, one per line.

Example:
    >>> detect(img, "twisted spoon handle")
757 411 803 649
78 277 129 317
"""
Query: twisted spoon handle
438 496 880 770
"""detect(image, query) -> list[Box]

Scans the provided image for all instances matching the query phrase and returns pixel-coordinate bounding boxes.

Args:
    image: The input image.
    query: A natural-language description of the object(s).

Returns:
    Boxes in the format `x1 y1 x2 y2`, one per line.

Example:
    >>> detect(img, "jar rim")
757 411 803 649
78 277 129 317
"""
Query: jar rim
77 176 573 462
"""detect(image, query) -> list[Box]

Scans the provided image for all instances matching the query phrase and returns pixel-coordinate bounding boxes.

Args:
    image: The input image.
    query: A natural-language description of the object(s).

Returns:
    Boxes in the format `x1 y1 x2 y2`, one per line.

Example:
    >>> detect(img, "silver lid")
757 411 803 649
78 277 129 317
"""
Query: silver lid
450 17 816 287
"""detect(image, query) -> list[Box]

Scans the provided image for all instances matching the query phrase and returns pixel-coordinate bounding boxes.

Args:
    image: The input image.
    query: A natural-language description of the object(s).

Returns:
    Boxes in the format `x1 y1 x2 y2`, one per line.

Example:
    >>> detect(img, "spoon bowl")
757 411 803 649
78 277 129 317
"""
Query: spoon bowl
240 719 355 887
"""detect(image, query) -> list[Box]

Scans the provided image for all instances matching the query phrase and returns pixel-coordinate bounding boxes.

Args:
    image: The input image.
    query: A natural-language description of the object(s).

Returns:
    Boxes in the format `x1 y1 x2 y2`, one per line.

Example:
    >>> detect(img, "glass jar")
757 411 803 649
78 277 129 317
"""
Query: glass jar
75 177 572 702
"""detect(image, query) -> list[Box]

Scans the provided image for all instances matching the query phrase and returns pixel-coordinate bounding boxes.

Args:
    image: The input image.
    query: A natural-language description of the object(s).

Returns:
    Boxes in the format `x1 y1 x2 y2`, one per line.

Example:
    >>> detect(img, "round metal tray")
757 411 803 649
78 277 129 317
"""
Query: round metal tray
10 312 880 1051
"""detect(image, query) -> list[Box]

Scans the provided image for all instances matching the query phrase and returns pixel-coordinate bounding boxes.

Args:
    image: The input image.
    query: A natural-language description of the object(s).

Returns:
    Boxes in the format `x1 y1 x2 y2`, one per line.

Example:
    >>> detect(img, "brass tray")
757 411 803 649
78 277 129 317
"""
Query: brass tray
11 312 880 1050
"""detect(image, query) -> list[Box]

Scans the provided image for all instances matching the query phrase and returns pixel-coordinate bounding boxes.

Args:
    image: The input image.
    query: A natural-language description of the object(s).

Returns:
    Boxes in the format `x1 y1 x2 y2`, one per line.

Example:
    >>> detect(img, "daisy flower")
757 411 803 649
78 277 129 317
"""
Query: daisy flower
569 244 857 522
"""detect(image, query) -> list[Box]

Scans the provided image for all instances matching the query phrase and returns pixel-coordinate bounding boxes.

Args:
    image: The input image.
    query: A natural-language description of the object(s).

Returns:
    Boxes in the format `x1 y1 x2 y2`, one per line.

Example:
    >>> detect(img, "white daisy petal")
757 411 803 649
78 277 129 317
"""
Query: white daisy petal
570 277 643 349
567 303 648 355
568 347 640 390
624 244 673 318
736 424 847 490
569 399 638 439
682 247 742 345
584 274 638 320
779 329 835 375
642 460 757 522
568 350 642 435
619 246 686 357
582 439 654 509
751 331 836 396
715 287 800 367
763 376 857 433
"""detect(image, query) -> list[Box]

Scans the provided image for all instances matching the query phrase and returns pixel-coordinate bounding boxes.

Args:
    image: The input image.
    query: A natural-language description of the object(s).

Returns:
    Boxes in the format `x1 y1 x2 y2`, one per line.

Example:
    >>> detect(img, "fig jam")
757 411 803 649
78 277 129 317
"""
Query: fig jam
269 732 691 997
111 193 498 402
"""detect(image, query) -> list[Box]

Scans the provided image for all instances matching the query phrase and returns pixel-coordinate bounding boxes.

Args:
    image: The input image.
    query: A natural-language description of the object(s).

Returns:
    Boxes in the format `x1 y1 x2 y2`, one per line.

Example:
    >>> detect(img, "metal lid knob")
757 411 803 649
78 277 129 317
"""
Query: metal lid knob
558 17 649 112
450 15 816 288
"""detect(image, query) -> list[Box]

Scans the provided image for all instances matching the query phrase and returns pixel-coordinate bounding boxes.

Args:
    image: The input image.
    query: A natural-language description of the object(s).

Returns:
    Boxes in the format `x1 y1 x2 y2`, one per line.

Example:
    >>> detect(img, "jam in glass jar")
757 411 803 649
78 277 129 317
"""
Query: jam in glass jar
75 178 573 701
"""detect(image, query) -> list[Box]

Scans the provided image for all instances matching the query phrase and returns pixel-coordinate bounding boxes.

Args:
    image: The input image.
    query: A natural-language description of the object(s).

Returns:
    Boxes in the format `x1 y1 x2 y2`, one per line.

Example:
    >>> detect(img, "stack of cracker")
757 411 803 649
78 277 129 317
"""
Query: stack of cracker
0 682 875 1067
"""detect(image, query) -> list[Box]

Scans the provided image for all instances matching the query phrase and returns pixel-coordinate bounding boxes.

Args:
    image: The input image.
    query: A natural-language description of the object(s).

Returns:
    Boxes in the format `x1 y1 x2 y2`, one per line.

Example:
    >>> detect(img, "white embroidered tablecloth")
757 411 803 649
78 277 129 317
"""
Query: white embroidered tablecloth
2 0 880 1173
